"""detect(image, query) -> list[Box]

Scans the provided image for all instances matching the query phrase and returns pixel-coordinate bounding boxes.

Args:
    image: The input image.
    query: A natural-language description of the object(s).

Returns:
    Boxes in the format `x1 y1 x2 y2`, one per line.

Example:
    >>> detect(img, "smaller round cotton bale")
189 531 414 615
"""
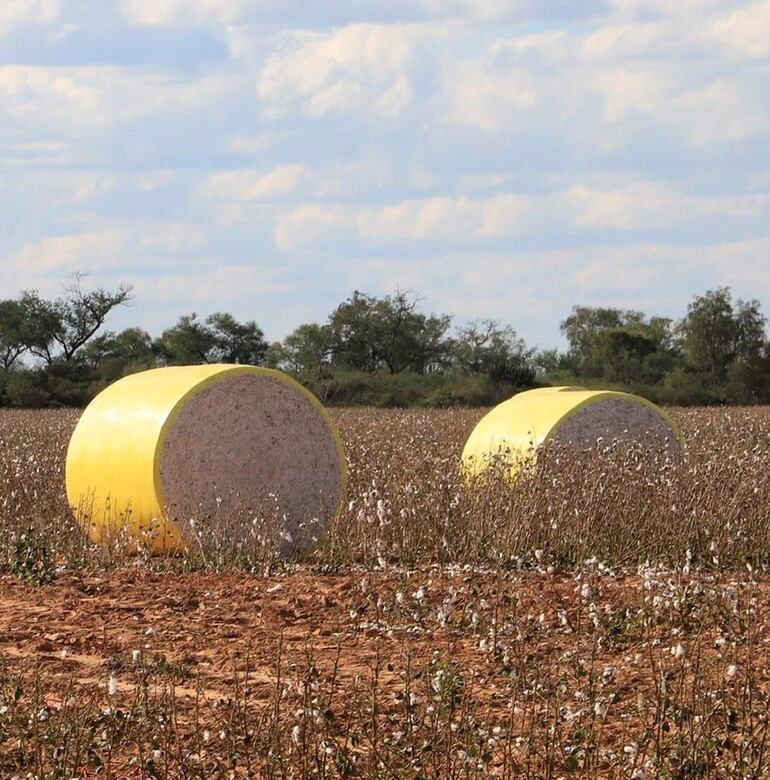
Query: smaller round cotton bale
65 365 346 555
462 386 682 479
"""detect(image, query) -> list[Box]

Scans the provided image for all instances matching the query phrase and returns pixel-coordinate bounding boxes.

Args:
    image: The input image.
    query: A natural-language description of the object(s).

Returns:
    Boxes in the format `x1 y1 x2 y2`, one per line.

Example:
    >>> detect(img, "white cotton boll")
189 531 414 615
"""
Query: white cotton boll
108 674 118 696
594 700 608 717
726 664 738 679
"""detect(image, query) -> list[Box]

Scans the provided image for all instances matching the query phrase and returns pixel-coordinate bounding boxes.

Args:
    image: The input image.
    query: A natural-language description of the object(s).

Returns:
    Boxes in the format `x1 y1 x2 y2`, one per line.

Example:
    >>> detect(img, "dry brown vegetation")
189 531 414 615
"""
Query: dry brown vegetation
2 406 770 777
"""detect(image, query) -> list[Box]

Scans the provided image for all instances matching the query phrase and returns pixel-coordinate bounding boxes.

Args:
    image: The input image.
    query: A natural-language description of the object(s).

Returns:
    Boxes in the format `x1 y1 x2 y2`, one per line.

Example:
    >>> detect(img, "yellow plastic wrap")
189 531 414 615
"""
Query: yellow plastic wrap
65 365 347 553
461 386 682 479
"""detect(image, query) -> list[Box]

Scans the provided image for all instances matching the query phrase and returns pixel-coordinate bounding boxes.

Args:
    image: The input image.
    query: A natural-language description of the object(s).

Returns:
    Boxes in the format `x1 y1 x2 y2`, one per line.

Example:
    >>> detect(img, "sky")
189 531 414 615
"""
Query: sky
1 0 769 349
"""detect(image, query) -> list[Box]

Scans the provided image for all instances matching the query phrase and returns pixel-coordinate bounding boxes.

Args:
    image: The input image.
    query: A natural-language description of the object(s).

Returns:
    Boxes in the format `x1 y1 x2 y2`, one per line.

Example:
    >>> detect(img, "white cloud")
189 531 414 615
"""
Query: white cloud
0 65 237 137
4 223 206 283
588 67 768 146
0 66 100 126
4 0 770 348
252 24 427 119
712 1 770 57
224 133 272 154
0 169 176 217
678 79 768 145
566 238 770 296
435 10 769 146
128 170 176 192
0 0 59 35
267 177 770 250
566 182 770 230
122 0 251 26
357 197 477 240
595 68 673 125
440 59 537 133
606 0 741 19
199 164 311 201
582 21 686 59
0 140 75 167
131 264 293 304
120 0 605 26
269 179 770 250
273 205 350 251
273 193 531 249
10 231 122 275
316 157 392 198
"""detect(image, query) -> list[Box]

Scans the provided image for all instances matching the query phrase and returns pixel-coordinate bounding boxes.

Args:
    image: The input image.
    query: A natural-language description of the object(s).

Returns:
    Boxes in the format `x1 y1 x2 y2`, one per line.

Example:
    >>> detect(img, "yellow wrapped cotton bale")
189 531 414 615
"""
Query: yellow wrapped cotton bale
462 386 682 479
66 365 346 555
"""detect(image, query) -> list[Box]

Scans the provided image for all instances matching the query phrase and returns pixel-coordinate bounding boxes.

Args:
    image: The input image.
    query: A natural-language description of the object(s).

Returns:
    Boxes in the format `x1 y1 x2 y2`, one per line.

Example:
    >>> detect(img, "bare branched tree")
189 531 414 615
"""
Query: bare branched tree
27 274 133 365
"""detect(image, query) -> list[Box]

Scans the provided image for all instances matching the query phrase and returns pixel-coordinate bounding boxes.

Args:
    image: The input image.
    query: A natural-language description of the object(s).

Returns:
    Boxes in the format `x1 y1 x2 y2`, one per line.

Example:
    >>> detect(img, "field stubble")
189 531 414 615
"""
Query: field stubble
1 406 770 777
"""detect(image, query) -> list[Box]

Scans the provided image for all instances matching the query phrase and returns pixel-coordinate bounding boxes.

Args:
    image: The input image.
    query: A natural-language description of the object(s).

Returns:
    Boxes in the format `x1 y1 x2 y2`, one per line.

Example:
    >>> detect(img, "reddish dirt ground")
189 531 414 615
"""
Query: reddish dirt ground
0 567 495 711
0 565 764 709
2 565 769 777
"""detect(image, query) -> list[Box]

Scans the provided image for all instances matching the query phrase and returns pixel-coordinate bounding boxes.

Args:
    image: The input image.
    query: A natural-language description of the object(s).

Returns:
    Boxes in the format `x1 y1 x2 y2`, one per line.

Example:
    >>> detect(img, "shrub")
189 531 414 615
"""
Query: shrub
10 529 55 585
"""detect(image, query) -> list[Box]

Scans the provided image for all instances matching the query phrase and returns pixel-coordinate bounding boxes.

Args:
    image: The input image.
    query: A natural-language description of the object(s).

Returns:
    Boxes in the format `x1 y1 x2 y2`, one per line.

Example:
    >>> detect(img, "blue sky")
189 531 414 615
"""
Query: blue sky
1 0 769 348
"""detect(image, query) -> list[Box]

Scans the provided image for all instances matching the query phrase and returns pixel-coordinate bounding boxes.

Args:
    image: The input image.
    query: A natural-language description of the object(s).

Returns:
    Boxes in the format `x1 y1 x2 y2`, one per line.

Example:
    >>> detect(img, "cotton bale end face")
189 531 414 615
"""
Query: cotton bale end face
65 365 347 555
461 386 682 479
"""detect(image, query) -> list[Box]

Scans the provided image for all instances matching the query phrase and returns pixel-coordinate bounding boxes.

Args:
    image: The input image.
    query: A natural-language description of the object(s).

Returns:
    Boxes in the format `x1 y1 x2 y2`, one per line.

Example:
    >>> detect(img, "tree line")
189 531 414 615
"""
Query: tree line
0 278 767 407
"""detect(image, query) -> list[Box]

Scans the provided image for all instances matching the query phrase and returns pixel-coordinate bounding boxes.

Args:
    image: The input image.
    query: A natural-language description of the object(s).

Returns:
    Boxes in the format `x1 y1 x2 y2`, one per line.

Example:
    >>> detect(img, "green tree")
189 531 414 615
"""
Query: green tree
533 348 566 379
586 328 658 385
25 276 133 365
452 320 535 386
562 305 677 384
267 323 333 376
0 299 36 370
80 328 157 380
206 312 268 365
158 313 268 366
328 290 452 374
678 288 766 390
725 350 770 403
157 314 217 365
560 306 625 373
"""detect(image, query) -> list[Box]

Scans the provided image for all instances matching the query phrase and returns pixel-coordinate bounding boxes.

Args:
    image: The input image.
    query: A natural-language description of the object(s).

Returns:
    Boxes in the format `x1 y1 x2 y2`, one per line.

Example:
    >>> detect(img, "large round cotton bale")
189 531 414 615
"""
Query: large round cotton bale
66 365 346 555
462 386 681 479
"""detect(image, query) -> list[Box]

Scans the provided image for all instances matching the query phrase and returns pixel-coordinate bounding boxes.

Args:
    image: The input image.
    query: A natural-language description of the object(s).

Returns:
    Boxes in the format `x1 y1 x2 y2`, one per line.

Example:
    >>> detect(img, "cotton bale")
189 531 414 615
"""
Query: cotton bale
462 386 682 479
66 365 346 555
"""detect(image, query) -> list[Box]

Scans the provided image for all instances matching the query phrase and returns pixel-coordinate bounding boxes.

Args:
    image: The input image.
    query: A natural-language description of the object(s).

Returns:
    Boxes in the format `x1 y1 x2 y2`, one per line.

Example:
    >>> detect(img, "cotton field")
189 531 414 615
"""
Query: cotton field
1 407 770 777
